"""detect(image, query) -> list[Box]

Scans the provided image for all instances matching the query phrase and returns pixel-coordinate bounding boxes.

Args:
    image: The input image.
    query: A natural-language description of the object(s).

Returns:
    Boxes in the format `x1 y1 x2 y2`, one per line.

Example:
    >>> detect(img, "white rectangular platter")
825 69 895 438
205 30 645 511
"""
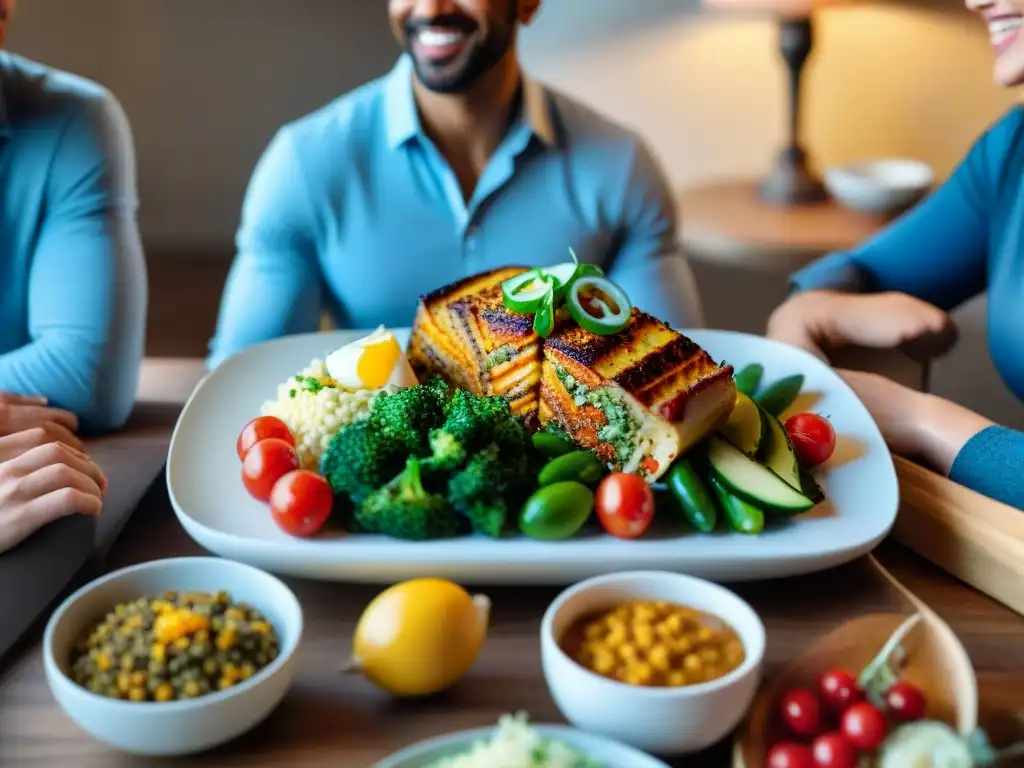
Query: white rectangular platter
166 329 898 585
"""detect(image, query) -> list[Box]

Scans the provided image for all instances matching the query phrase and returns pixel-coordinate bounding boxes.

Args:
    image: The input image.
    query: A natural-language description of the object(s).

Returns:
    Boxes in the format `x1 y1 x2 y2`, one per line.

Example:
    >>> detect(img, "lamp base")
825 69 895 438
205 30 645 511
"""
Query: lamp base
758 145 827 206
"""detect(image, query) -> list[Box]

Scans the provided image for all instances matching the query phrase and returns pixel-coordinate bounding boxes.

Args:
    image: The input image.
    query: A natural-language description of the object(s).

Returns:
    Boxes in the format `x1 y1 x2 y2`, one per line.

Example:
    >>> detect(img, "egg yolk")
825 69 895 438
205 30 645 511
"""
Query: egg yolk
356 336 401 389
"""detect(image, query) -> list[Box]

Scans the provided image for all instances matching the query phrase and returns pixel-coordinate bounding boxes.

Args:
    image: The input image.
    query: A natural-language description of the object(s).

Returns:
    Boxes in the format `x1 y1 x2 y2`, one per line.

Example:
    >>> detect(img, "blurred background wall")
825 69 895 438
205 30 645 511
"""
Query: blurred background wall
7 0 1023 427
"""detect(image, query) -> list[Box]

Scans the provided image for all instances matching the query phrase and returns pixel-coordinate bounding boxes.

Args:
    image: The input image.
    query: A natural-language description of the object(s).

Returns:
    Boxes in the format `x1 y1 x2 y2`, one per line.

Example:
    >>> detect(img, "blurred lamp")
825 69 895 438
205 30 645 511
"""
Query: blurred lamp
703 0 838 205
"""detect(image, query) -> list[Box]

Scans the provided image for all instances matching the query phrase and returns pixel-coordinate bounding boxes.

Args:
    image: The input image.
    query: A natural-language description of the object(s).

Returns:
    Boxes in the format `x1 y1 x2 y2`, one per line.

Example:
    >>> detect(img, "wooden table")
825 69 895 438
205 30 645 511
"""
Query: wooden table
2 361 1023 767
678 179 892 273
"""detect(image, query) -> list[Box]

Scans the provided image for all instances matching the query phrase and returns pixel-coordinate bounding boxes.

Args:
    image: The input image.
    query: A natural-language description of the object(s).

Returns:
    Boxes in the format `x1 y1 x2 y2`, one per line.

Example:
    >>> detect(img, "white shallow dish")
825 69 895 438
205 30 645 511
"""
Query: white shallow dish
825 158 933 215
43 557 303 756
541 571 764 755
375 723 671 768
167 328 898 585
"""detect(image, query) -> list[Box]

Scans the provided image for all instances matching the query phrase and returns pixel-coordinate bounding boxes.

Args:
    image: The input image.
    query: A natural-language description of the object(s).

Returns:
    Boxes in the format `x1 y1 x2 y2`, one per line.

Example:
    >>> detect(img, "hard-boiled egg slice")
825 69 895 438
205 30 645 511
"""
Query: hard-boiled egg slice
325 327 419 390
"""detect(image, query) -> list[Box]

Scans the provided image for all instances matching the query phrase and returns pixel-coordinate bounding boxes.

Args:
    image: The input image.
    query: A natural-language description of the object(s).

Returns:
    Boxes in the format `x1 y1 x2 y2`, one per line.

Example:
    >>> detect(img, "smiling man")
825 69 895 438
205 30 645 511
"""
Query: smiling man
0 0 147 434
208 0 703 368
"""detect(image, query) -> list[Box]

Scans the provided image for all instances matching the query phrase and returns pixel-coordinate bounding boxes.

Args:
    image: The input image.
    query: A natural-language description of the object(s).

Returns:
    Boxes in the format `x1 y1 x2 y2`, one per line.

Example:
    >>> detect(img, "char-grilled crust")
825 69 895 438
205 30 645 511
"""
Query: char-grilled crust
409 269 735 466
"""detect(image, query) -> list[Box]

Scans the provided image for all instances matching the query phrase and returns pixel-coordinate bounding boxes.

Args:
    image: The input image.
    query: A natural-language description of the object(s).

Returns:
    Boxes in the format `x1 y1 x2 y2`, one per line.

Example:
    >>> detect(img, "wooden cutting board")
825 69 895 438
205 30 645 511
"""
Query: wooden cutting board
890 455 1024 619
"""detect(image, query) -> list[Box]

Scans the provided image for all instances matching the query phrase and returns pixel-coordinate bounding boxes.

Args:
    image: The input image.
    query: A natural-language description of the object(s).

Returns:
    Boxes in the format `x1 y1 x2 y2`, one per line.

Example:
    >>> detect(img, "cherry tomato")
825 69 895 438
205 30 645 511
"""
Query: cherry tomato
237 416 294 460
818 668 862 711
886 680 927 722
780 688 823 737
811 732 857 768
767 742 815 768
595 473 655 539
241 437 300 501
840 701 888 751
270 469 333 537
784 413 836 468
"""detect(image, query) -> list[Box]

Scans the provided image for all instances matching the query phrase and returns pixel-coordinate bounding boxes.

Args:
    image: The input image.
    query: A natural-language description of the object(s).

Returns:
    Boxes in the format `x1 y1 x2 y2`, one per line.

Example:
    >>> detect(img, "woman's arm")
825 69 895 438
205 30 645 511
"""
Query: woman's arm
839 370 1024 510
792 108 1024 310
0 89 146 434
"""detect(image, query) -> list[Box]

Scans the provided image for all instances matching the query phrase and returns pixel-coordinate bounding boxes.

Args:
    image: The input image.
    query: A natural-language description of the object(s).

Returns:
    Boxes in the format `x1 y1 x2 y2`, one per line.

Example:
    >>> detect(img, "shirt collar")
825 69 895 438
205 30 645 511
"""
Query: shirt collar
383 54 558 151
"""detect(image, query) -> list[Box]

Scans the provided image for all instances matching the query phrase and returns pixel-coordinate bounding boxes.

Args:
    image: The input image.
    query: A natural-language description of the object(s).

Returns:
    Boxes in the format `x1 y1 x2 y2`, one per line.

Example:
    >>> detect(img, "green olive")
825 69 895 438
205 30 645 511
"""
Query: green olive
519 481 595 541
531 431 575 460
538 450 605 487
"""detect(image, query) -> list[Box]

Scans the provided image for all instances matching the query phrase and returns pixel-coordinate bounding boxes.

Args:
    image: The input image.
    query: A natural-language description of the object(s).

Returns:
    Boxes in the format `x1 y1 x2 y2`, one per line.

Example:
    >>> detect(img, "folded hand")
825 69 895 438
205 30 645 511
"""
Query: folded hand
768 291 957 361
0 438 106 553
0 393 81 448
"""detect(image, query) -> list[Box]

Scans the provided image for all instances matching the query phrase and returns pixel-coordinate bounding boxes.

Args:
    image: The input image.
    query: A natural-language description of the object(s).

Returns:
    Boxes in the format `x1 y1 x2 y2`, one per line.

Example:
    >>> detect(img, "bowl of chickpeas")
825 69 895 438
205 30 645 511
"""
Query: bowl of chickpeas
43 557 302 757
540 570 765 756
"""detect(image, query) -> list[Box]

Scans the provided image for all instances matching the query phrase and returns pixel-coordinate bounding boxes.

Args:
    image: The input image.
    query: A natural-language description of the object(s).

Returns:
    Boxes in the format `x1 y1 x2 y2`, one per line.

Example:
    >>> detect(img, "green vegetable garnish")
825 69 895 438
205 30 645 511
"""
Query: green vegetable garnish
565 275 632 336
755 373 805 417
733 363 764 397
501 269 552 314
533 282 556 338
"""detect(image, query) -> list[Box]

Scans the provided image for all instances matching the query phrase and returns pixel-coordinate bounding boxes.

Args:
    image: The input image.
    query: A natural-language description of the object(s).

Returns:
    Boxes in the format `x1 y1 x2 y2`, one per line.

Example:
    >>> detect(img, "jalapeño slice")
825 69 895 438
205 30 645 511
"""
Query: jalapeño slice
566 275 632 336
502 269 552 314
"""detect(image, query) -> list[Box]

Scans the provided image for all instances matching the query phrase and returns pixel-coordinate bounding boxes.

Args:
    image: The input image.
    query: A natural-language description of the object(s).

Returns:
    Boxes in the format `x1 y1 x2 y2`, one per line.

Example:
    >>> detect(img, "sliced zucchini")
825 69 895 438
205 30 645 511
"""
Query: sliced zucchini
757 406 802 491
706 436 814 514
719 391 762 456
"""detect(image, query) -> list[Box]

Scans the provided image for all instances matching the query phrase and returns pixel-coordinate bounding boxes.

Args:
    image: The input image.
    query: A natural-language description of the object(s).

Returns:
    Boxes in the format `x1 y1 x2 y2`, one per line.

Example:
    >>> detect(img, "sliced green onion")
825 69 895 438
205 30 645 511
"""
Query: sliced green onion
574 263 605 280
502 269 551 314
566 275 632 336
533 283 556 337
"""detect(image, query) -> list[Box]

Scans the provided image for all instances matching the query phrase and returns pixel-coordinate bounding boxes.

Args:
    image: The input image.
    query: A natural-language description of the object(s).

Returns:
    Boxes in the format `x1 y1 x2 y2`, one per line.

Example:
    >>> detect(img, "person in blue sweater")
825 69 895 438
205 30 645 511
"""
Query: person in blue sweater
768 0 1024 510
0 0 137 550
207 0 702 369
0 5 146 436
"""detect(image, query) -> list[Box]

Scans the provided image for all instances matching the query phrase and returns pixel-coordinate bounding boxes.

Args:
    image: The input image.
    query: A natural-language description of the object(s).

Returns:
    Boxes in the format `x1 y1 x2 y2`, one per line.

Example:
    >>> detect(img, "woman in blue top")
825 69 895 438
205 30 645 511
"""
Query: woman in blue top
0 1 146 435
768 0 1024 510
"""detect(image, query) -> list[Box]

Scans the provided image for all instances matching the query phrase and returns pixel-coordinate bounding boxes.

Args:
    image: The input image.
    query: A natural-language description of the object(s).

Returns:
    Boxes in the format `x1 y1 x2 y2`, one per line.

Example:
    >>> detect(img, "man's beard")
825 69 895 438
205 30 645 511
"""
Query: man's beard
403 10 516 94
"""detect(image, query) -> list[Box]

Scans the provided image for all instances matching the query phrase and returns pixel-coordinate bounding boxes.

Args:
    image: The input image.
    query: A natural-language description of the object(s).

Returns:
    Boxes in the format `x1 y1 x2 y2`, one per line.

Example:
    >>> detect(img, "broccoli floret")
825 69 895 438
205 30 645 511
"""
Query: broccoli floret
368 386 447 454
446 443 532 538
320 421 405 502
440 389 529 454
354 457 461 540
421 428 467 473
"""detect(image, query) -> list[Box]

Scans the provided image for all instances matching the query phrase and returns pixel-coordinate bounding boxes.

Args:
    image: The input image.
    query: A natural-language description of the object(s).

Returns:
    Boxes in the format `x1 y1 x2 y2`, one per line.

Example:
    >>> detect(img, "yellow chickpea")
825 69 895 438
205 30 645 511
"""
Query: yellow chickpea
629 661 653 685
696 626 716 644
673 636 694 656
667 671 688 687
605 615 626 633
618 643 638 662
725 641 745 666
606 625 627 647
648 644 671 672
593 648 616 675
664 613 683 633
633 623 654 649
683 653 703 675
699 647 721 665
634 604 656 623
584 622 605 641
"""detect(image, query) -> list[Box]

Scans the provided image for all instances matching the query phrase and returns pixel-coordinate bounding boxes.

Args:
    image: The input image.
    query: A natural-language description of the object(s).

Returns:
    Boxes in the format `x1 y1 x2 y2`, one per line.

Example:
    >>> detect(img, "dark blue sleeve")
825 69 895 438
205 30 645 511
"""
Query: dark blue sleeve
792 108 1024 311
949 426 1024 510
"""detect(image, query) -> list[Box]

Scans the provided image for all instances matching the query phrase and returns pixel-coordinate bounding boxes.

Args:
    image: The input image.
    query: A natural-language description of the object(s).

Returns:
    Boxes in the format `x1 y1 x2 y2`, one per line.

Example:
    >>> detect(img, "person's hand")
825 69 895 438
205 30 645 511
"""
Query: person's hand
0 439 107 553
836 369 931 458
767 290 957 361
0 393 80 445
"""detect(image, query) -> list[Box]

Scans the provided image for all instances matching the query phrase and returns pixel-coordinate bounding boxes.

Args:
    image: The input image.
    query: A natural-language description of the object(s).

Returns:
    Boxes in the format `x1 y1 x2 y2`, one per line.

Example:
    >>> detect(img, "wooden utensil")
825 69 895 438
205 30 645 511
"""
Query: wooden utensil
732 554 977 766
891 455 1024 619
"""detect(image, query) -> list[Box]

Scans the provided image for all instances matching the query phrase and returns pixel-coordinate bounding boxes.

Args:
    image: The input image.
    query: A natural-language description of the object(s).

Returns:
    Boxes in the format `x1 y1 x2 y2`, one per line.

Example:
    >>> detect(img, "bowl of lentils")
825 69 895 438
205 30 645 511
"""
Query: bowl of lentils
44 557 302 757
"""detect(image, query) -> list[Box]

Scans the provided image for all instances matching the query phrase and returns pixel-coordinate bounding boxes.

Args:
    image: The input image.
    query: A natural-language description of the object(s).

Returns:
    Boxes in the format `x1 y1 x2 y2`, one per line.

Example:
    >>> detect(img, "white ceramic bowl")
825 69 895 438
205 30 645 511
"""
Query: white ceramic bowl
43 557 303 757
541 571 765 756
825 158 933 215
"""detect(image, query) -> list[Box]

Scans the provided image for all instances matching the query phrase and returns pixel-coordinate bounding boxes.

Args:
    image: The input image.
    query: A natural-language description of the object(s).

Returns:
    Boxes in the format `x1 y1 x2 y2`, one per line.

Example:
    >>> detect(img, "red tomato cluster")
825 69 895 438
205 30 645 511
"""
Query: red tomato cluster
767 668 927 767
784 413 836 468
236 416 333 538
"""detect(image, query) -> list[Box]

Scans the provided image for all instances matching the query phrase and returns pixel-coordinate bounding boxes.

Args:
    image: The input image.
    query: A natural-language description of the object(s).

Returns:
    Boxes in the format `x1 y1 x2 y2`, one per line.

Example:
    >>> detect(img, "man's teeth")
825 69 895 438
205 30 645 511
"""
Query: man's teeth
418 28 465 47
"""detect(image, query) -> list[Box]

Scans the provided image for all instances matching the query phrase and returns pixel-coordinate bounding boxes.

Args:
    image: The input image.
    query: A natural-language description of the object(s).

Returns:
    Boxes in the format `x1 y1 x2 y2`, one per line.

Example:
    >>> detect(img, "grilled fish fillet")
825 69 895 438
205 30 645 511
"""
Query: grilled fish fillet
407 268 736 481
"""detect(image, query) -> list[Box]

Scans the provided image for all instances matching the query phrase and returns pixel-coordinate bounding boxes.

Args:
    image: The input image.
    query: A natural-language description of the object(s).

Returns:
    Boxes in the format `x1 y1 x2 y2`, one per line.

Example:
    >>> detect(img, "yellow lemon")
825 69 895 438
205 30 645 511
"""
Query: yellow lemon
344 578 490 697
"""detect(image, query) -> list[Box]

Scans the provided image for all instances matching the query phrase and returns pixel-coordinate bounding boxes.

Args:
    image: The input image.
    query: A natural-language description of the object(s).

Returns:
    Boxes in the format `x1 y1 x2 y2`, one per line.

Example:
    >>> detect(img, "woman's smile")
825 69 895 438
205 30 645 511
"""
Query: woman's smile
988 12 1024 54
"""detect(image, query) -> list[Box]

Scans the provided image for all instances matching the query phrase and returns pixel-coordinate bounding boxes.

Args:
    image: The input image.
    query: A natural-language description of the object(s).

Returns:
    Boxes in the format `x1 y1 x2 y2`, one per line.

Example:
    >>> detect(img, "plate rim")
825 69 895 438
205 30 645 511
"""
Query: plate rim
372 722 673 768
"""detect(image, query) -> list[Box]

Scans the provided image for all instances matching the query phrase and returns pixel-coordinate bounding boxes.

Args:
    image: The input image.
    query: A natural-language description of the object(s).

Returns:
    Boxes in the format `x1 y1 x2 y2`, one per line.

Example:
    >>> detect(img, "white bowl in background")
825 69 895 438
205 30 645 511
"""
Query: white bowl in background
540 571 765 756
825 158 933 215
43 557 303 757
